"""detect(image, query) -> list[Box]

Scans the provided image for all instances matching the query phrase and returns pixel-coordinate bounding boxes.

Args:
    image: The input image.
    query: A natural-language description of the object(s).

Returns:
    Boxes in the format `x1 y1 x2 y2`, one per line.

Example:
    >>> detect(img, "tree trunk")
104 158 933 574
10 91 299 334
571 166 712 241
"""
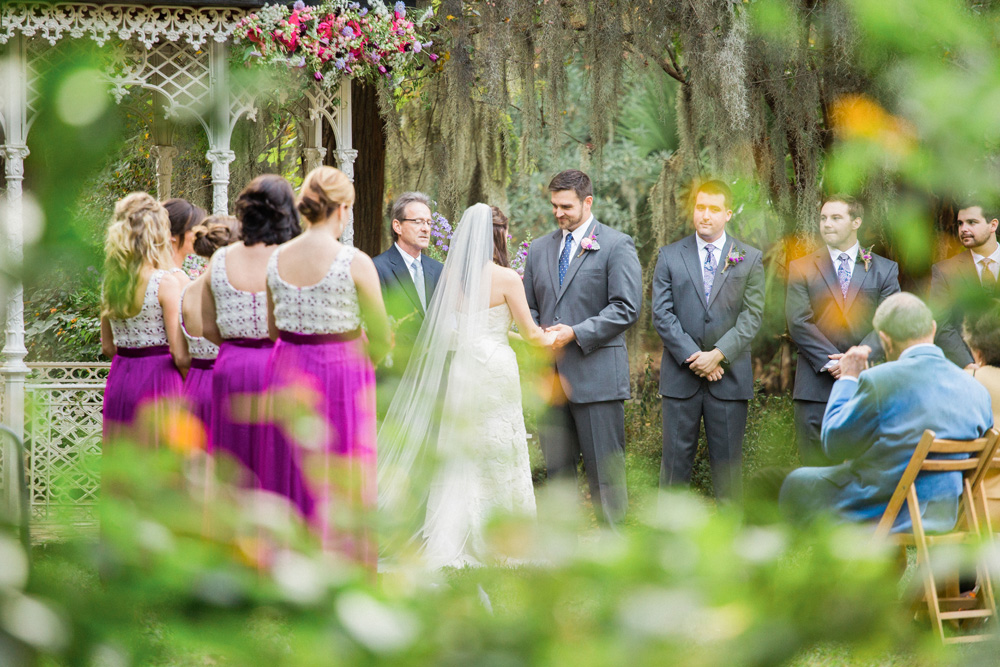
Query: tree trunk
326 79 386 257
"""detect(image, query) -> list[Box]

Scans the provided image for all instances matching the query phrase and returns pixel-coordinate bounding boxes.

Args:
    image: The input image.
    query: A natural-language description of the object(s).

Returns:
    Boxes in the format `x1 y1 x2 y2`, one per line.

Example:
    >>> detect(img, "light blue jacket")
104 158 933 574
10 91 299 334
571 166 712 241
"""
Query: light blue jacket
818 344 993 532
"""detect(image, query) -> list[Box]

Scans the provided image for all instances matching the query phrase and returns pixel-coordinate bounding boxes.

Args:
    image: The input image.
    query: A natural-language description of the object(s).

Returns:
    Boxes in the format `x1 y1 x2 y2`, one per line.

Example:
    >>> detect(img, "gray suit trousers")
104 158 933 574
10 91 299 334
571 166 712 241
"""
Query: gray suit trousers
540 400 627 526
793 399 833 467
660 388 747 502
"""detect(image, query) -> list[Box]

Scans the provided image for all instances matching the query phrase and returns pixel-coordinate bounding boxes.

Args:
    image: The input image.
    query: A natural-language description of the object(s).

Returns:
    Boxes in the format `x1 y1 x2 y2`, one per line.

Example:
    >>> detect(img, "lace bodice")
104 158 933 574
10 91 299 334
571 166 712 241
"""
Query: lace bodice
109 270 170 348
267 246 362 335
485 304 514 341
179 284 219 360
211 246 269 340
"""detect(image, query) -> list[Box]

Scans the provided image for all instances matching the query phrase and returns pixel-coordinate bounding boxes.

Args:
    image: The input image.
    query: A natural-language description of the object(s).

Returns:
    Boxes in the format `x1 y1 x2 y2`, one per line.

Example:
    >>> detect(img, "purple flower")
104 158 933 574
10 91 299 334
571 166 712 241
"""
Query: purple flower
413 42 422 53
371 53 381 62
292 0 305 9
348 1 360 8
359 7 368 16
334 58 346 70
395 1 406 16
379 65 386 73
314 71 324 80
428 53 439 62
342 26 355 37
249 50 262 58
423 40 433 48
296 56 306 68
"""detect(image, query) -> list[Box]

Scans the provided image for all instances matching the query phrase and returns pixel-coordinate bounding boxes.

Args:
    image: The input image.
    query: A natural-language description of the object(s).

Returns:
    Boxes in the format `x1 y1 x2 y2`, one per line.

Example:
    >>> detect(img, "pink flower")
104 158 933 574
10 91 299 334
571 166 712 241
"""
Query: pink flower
314 71 324 80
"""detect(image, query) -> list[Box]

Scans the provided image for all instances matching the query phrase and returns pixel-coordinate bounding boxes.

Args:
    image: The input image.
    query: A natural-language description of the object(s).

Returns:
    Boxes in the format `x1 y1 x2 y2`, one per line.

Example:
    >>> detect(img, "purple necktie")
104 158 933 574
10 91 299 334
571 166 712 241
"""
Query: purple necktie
837 253 851 298
703 244 717 301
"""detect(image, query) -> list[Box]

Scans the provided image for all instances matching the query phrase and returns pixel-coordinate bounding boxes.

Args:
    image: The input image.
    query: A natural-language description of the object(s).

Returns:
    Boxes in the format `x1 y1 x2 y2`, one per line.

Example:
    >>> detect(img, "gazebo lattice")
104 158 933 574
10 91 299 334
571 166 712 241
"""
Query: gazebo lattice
0 1 357 528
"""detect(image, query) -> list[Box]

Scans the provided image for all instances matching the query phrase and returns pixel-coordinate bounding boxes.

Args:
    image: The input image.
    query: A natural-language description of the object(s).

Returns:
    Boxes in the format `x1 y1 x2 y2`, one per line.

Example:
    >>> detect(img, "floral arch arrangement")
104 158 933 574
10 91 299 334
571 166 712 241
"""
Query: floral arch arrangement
237 0 439 90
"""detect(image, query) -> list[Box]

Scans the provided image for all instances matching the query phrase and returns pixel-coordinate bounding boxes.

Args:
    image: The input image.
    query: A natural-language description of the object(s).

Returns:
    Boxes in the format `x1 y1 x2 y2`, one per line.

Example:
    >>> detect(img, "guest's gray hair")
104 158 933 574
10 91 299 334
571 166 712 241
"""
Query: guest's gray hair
389 192 432 241
873 292 934 343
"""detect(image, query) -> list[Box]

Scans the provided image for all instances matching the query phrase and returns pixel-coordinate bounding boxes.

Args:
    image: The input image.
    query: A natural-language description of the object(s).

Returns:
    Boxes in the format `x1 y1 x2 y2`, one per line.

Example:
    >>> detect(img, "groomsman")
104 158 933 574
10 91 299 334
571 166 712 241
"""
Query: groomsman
373 192 444 371
523 170 642 526
652 180 765 502
930 202 1000 368
785 195 900 466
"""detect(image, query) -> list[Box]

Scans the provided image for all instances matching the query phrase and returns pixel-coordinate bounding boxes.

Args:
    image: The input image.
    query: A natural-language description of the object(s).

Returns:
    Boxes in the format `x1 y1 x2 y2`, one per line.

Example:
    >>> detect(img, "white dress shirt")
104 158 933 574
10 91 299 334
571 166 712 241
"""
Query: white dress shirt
560 215 595 268
970 245 1000 282
395 243 426 306
695 231 728 268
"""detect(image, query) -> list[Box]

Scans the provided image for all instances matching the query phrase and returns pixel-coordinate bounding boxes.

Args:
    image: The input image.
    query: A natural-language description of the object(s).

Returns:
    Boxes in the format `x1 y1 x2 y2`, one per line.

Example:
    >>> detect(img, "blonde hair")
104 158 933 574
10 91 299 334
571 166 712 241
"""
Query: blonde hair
102 192 174 319
297 166 355 225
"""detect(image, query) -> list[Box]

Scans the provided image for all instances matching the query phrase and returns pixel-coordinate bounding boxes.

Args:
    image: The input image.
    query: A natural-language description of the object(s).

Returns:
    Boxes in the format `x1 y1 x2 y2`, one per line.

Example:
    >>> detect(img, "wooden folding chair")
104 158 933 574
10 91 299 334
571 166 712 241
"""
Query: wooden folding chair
874 428 1000 644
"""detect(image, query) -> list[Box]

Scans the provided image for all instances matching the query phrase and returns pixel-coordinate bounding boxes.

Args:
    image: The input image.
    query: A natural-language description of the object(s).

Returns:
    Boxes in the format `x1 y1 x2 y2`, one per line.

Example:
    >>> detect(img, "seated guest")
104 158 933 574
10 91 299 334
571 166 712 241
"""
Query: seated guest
780 293 993 533
963 302 1000 527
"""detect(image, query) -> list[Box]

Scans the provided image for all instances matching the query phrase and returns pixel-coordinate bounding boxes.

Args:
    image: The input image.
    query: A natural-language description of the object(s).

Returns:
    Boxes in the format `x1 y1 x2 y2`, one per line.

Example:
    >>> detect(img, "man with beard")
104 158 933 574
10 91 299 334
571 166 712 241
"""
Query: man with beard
786 195 900 465
930 203 1000 368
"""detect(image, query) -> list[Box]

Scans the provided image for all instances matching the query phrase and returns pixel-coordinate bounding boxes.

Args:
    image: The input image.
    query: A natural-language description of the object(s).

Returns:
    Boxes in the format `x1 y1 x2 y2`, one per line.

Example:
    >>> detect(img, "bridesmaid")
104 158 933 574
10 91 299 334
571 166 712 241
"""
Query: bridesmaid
179 214 241 447
101 193 188 446
266 166 389 564
165 197 208 279
202 176 300 495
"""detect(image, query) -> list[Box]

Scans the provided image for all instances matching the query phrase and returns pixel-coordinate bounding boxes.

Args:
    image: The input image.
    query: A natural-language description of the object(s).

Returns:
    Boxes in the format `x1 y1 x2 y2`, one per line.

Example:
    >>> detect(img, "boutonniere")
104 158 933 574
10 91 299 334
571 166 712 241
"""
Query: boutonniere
577 232 600 258
720 245 746 274
859 246 873 271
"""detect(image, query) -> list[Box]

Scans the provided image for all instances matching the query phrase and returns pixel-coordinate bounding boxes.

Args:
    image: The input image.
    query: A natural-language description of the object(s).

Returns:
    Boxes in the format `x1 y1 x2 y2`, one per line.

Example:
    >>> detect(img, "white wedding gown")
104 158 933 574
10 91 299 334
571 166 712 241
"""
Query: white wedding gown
420 303 537 569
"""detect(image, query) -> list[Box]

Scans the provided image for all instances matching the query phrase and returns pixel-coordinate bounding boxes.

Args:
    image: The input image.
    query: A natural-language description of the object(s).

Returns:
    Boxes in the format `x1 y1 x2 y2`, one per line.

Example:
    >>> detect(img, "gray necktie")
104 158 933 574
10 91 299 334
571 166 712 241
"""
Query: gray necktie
703 244 717 301
411 257 427 310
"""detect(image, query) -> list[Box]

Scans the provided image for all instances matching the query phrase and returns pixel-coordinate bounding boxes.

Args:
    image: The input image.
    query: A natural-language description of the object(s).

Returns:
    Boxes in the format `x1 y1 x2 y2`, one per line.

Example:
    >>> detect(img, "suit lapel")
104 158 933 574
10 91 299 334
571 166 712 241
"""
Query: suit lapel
814 249 843 311
706 239 737 310
681 235 709 311
556 220 598 302
844 252 873 311
389 246 424 314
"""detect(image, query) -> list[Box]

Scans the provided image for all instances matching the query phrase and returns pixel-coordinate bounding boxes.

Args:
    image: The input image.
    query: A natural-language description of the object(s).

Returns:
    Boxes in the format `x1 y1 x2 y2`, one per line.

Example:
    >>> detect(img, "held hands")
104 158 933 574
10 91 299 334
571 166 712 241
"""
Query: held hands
837 345 871 379
827 353 844 379
686 348 726 381
540 329 559 348
544 323 576 350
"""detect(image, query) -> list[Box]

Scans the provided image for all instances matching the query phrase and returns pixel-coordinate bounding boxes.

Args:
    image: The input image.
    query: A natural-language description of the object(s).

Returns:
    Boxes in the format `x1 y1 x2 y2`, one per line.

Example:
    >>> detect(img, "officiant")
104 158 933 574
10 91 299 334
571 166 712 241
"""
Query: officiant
373 192 444 389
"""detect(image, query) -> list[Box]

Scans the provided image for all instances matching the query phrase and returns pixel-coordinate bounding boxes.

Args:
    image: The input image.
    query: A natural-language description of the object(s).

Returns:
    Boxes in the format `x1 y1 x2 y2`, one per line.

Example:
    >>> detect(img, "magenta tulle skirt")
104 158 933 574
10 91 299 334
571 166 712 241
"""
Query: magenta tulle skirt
183 358 215 448
210 338 277 490
267 330 376 565
103 346 183 447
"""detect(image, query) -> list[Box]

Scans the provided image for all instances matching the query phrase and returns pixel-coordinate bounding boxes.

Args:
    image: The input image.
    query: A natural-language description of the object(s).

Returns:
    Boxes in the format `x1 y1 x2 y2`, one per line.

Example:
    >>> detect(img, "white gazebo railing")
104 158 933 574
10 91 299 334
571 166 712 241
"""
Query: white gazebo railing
0 2 359 530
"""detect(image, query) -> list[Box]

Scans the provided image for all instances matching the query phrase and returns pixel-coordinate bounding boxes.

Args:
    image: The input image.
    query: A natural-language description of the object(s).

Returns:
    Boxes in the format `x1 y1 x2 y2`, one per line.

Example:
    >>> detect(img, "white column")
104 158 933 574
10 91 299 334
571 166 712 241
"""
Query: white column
335 148 358 246
206 41 234 216
206 149 235 215
0 33 30 517
302 147 326 173
150 145 178 200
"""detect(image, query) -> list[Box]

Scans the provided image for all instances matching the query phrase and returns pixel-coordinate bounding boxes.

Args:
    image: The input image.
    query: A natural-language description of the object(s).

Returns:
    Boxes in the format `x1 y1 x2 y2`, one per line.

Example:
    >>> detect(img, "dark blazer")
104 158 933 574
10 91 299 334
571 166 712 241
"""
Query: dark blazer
522 219 642 404
652 234 765 401
372 245 443 352
786 248 900 402
929 250 999 368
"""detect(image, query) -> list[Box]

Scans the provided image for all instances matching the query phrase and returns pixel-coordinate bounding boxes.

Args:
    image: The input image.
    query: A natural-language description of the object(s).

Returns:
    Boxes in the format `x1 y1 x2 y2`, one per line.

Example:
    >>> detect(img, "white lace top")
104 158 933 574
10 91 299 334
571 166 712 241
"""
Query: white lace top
109 269 170 348
179 283 219 360
211 246 270 340
266 245 361 334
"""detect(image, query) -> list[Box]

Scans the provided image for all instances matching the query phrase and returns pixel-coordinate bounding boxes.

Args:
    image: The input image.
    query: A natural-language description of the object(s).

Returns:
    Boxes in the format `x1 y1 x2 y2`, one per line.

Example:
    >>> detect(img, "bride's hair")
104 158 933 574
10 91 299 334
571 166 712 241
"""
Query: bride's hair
491 206 510 268
102 192 174 319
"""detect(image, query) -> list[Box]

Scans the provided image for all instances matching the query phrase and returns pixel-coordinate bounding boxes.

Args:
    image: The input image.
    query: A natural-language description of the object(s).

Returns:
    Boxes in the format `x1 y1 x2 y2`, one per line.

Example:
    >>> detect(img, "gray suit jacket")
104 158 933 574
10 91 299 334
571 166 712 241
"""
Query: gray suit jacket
652 234 765 400
786 249 900 402
929 250 999 368
522 219 642 404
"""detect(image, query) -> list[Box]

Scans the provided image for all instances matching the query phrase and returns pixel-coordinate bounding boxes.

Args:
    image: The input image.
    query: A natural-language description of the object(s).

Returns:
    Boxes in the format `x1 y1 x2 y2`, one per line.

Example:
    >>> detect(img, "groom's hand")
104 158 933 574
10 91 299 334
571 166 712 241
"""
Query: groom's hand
686 348 725 378
546 324 576 349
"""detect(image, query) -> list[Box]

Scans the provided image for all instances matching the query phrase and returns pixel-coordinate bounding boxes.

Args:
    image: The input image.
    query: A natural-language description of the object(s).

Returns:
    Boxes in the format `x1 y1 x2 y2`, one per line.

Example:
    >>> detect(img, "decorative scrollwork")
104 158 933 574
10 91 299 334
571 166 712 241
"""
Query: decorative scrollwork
0 3 249 50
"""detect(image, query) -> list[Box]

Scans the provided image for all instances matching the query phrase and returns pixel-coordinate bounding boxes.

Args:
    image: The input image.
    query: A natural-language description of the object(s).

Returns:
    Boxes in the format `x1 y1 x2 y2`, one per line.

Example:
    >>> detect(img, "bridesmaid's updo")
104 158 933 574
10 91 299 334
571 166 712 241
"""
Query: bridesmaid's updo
102 192 174 319
491 205 510 268
192 214 242 258
297 166 355 226
234 174 301 246
164 198 207 246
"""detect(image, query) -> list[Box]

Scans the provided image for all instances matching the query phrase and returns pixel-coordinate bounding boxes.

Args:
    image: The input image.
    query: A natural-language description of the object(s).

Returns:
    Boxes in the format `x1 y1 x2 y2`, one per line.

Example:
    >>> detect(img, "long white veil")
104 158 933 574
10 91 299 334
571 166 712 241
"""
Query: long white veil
377 203 494 565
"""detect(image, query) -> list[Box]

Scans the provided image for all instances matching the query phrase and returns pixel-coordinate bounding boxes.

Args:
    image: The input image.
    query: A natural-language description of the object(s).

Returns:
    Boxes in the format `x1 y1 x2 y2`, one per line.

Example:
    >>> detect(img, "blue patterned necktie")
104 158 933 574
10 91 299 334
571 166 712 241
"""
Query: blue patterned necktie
702 243 717 301
837 252 851 298
558 233 573 286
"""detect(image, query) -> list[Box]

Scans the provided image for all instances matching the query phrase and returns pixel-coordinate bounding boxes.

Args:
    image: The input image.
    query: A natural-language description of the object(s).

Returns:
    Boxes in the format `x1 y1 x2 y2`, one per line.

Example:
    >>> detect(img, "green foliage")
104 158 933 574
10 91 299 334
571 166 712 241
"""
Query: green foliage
24 269 103 363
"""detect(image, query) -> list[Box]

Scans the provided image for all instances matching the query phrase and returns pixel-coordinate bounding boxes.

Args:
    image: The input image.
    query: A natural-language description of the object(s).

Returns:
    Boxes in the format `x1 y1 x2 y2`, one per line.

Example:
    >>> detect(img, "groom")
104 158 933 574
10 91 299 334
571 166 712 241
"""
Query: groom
523 170 642 525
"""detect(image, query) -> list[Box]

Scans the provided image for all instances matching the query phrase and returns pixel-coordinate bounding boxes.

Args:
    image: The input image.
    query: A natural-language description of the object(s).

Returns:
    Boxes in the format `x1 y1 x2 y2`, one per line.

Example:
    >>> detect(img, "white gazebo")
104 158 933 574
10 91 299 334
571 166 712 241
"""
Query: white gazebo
0 1 358 528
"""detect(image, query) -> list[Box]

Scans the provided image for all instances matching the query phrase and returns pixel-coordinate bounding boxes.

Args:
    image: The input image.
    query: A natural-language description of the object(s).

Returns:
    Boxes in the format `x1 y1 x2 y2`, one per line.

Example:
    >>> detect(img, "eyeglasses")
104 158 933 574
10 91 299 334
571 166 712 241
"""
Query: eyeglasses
401 218 433 228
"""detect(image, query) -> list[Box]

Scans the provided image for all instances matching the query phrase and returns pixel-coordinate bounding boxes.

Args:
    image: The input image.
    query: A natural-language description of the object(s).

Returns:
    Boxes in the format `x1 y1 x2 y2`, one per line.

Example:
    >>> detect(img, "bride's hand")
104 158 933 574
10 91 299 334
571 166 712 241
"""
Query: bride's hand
540 330 558 348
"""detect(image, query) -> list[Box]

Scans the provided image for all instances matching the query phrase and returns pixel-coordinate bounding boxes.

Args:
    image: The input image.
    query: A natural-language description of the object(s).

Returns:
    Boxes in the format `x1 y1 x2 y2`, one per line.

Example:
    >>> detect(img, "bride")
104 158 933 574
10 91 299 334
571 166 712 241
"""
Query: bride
377 203 555 569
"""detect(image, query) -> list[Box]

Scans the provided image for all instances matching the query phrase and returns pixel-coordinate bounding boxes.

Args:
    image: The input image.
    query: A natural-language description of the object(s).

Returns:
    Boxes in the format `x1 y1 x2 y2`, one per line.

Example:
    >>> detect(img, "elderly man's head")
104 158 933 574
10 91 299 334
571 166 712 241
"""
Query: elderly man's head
873 292 937 361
